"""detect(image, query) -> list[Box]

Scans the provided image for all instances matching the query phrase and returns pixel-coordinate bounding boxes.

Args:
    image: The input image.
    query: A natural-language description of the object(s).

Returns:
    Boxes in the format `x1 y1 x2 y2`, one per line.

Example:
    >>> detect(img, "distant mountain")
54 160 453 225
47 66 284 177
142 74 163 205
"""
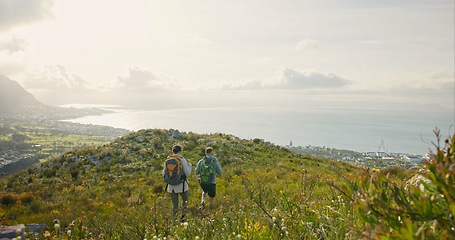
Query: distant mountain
0 74 44 113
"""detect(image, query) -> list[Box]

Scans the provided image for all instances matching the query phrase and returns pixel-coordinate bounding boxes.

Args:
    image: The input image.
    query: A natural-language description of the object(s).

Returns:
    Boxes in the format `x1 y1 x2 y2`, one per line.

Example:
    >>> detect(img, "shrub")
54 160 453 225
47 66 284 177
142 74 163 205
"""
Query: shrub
19 193 34 204
42 168 56 178
1 193 17 206
335 129 455 239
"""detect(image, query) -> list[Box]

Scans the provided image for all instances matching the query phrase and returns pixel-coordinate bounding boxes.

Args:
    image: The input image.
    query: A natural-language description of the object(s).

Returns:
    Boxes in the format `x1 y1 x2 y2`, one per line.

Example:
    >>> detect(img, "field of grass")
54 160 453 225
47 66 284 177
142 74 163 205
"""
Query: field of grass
0 129 453 239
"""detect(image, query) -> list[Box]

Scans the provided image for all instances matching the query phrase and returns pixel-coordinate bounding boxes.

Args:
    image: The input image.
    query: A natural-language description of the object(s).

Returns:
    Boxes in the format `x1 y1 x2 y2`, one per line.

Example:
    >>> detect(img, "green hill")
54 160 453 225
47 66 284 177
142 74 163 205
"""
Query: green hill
1 128 453 239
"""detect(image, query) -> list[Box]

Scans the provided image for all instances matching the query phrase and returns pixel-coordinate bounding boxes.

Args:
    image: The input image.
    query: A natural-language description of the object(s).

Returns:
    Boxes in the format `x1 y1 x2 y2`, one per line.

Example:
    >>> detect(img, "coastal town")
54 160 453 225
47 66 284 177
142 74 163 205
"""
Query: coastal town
288 144 425 169
0 106 130 175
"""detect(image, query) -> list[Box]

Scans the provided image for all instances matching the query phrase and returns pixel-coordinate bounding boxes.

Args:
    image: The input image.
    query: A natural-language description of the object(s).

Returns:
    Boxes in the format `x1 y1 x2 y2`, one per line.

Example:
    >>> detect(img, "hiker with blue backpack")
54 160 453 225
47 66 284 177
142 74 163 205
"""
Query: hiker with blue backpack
162 145 192 220
195 147 222 209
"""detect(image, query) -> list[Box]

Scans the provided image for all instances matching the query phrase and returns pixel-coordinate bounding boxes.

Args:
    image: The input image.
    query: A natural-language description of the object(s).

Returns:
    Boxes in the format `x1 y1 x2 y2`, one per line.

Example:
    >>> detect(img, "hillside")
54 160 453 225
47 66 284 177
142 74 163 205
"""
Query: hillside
0 74 43 113
0 128 453 239
0 129 363 238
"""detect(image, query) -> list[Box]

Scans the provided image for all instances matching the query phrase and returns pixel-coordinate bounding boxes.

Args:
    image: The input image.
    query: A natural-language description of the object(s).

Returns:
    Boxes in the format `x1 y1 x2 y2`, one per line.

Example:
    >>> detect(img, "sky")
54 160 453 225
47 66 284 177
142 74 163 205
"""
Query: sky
0 0 454 111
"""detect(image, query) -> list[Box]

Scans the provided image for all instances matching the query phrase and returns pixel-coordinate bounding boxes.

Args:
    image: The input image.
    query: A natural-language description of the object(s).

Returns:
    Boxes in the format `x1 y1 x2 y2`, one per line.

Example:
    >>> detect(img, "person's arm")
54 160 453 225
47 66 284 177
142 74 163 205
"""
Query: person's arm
195 160 201 175
214 158 222 176
162 162 166 177
181 157 191 177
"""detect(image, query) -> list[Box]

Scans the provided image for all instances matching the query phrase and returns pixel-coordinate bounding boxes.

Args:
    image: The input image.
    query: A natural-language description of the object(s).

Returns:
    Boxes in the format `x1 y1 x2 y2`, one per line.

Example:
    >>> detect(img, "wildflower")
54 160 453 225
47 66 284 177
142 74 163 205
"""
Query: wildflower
43 231 51 238
54 223 60 230
15 228 22 235
181 222 188 228
195 236 200 240
281 227 288 232
67 230 72 236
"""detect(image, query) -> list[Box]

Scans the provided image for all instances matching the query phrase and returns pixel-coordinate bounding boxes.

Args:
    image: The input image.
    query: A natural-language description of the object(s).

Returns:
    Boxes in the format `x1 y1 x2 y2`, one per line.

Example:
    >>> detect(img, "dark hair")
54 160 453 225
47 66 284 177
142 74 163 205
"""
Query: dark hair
172 145 182 154
205 147 213 154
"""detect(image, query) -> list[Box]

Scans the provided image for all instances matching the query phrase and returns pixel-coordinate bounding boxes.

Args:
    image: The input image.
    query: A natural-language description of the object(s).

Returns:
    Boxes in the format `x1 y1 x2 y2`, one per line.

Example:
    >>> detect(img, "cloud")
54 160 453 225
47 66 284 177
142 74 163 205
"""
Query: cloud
22 64 89 90
112 67 178 91
0 36 27 53
220 67 351 91
277 68 351 89
296 38 318 50
0 0 54 31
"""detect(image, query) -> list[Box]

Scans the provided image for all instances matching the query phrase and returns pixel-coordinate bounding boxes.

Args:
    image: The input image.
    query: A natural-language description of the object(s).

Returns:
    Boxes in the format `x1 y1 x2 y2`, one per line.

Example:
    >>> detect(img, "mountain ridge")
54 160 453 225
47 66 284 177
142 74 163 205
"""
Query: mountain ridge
0 74 44 113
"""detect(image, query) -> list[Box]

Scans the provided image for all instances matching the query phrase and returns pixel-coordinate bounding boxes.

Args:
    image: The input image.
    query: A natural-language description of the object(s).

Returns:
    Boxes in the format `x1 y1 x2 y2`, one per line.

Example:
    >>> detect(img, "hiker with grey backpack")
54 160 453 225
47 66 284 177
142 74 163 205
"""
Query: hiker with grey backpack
195 147 222 209
162 145 192 221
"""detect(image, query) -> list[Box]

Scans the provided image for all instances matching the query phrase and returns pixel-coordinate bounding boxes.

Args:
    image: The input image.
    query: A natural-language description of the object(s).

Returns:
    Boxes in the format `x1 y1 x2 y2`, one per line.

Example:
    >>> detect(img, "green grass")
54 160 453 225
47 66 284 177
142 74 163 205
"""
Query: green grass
0 128 453 239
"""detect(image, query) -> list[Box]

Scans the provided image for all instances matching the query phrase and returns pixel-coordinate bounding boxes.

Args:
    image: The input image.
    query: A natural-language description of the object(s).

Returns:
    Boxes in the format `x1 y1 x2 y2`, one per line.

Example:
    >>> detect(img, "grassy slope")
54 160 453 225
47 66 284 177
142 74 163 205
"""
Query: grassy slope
1 128 367 239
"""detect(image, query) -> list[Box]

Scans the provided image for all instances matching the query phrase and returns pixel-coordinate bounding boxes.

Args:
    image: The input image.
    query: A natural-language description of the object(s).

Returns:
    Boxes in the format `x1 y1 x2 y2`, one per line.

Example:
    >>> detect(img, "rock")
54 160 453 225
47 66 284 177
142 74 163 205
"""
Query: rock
172 130 182 139
0 224 25 239
26 223 47 233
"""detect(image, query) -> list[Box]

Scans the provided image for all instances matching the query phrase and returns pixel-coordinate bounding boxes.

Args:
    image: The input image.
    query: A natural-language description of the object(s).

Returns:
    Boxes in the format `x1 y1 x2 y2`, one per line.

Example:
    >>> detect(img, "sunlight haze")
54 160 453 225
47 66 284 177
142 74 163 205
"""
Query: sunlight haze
0 0 453 111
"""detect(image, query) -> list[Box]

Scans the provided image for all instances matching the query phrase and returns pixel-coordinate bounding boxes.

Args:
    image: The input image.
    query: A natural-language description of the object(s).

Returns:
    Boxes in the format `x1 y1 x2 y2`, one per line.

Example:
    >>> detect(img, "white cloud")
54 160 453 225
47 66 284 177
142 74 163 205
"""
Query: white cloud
277 68 351 89
0 0 54 31
22 64 88 90
296 38 318 50
112 67 179 91
218 67 351 91
0 36 27 53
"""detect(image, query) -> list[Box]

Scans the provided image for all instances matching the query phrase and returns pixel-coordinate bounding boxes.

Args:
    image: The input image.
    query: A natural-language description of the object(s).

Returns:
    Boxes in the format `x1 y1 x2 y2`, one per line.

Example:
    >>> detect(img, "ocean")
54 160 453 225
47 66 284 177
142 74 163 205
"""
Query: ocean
63 106 454 155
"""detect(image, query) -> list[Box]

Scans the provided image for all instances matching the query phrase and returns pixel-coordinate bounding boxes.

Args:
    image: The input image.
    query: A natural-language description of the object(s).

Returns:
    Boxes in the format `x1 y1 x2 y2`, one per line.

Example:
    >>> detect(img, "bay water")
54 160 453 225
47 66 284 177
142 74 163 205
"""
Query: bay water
63 106 454 155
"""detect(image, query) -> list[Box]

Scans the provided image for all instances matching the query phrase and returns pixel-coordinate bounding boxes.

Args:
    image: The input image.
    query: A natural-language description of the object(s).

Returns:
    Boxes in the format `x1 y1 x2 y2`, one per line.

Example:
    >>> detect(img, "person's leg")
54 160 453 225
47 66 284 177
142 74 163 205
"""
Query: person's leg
181 191 189 221
209 196 214 207
201 191 206 206
170 192 179 216
207 184 216 208
200 183 209 206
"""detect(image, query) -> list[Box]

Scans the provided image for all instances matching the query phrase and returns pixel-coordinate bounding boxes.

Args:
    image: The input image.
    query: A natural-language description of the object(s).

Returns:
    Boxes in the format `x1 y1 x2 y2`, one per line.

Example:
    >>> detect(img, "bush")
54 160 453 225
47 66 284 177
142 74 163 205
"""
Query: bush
1 194 17 206
336 129 455 239
42 168 56 178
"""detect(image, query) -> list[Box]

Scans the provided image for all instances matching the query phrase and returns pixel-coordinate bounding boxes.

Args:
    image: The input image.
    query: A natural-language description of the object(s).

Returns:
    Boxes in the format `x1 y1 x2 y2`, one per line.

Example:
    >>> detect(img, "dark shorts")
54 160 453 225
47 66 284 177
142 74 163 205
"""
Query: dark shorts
200 183 216 198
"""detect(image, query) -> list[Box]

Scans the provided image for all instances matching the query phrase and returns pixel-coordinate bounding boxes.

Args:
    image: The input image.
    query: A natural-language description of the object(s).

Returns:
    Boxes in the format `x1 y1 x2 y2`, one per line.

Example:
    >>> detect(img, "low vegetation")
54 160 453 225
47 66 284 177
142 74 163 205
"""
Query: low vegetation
0 128 453 239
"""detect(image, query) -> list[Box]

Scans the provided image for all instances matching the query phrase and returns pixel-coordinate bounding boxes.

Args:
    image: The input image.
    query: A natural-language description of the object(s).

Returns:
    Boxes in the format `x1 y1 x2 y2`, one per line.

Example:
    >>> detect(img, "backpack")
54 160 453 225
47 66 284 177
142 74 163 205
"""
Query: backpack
164 155 186 185
199 157 215 184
